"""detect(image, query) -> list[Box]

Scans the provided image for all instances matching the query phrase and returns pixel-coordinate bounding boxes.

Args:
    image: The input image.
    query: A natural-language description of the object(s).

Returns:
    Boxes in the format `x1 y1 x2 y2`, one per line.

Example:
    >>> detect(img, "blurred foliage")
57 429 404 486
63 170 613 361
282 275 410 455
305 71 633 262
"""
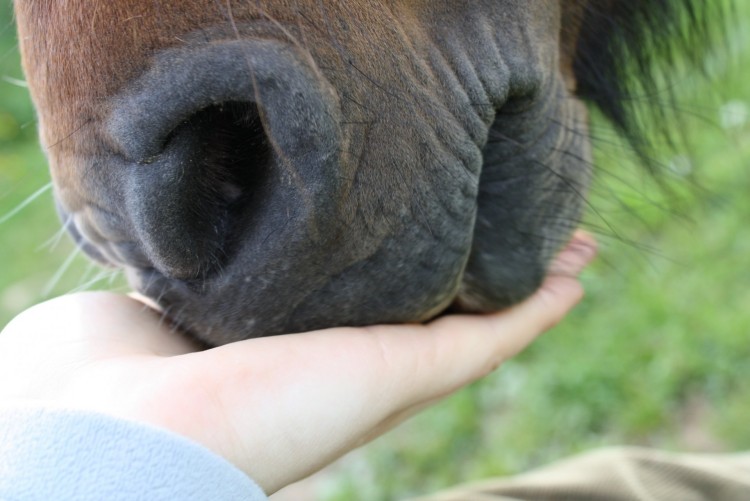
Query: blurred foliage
0 2 749 501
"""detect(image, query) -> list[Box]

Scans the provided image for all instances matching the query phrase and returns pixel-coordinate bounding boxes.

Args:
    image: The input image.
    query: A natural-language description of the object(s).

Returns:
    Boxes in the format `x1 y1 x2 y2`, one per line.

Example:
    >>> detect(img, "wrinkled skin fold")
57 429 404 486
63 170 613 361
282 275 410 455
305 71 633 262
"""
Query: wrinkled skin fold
15 0 592 344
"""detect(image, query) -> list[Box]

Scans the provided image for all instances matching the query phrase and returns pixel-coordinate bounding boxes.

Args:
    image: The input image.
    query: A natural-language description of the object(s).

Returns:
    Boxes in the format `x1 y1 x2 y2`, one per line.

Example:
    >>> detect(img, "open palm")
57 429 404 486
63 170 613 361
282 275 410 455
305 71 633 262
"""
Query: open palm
0 233 595 494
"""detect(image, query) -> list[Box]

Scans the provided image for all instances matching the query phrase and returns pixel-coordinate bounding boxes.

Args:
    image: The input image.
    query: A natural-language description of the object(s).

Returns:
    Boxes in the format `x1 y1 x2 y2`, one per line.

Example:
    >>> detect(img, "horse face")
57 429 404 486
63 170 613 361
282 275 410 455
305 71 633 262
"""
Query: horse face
15 1 590 344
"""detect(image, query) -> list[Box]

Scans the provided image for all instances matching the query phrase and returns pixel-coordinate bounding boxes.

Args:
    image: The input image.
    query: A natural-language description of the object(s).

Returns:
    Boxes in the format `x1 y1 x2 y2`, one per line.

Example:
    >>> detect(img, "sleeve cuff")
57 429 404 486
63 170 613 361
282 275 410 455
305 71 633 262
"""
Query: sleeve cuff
0 403 268 501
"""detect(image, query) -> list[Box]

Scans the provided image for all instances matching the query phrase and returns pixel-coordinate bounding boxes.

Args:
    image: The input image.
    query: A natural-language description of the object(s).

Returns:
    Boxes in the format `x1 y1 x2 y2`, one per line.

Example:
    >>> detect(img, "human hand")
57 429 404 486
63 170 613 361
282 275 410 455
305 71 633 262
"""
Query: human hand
0 232 596 494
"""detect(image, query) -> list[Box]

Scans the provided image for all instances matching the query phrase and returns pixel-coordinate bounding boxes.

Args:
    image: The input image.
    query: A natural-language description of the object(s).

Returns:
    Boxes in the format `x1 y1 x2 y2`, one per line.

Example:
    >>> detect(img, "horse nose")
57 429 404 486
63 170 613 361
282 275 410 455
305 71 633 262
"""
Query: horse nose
107 40 342 280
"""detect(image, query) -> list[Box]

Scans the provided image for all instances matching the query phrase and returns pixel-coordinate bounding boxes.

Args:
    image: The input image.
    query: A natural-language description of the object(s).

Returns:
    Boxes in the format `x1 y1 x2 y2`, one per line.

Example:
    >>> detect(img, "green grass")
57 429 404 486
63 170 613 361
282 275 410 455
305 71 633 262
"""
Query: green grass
1 3 749 501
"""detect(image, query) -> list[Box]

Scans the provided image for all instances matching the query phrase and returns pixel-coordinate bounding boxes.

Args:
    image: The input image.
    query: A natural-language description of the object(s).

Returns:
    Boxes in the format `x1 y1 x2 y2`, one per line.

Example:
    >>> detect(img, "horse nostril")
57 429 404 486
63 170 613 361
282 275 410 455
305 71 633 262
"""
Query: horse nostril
119 100 274 281
175 101 272 206
161 101 274 277
108 39 342 282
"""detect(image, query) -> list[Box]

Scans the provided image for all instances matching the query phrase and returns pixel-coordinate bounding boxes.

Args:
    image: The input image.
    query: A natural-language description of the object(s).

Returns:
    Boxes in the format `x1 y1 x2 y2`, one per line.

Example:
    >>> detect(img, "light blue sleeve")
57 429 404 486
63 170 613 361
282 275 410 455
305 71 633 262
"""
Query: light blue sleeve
0 404 268 501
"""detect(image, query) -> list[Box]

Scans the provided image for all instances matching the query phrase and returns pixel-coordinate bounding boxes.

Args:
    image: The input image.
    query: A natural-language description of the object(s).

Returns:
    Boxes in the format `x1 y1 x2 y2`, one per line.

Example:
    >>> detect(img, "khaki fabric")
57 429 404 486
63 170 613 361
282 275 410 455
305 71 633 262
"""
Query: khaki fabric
413 447 750 501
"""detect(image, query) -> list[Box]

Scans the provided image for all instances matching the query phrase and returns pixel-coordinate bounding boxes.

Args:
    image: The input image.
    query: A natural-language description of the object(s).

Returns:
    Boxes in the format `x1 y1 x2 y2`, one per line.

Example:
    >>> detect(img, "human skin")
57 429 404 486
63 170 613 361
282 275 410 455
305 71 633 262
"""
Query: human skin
0 232 596 494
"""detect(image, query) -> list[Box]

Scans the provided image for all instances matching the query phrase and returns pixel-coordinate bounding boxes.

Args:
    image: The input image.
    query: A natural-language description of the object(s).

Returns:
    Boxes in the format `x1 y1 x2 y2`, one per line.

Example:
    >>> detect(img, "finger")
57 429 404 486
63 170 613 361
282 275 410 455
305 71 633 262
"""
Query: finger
179 233 596 490
361 231 598 404
547 230 598 278
340 232 597 444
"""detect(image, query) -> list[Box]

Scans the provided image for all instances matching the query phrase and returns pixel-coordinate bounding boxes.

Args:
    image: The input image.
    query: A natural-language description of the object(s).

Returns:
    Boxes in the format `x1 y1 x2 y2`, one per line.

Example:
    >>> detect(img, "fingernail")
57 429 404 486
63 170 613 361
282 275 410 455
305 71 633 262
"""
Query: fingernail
569 232 598 264
551 232 598 276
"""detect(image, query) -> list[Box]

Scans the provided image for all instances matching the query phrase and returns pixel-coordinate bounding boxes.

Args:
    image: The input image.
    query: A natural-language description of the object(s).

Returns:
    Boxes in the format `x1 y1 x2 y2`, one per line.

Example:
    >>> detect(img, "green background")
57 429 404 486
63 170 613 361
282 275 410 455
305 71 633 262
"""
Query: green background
1 3 748 500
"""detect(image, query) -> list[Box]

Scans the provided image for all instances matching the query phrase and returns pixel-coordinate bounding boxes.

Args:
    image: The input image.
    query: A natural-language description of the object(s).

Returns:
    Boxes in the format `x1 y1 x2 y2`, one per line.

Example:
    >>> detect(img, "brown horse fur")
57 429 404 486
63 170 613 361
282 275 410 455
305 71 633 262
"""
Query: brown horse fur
14 1 720 344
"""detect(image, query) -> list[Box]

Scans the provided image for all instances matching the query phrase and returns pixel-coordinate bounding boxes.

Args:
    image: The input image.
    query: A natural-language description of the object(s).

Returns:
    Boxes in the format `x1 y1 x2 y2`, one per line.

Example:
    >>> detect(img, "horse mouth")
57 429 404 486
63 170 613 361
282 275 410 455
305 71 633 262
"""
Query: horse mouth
52 33 590 345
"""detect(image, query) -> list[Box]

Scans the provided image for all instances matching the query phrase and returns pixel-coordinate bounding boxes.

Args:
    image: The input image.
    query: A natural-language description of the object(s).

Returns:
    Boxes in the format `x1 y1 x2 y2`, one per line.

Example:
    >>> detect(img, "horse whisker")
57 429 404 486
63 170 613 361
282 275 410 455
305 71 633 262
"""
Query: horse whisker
0 183 52 226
